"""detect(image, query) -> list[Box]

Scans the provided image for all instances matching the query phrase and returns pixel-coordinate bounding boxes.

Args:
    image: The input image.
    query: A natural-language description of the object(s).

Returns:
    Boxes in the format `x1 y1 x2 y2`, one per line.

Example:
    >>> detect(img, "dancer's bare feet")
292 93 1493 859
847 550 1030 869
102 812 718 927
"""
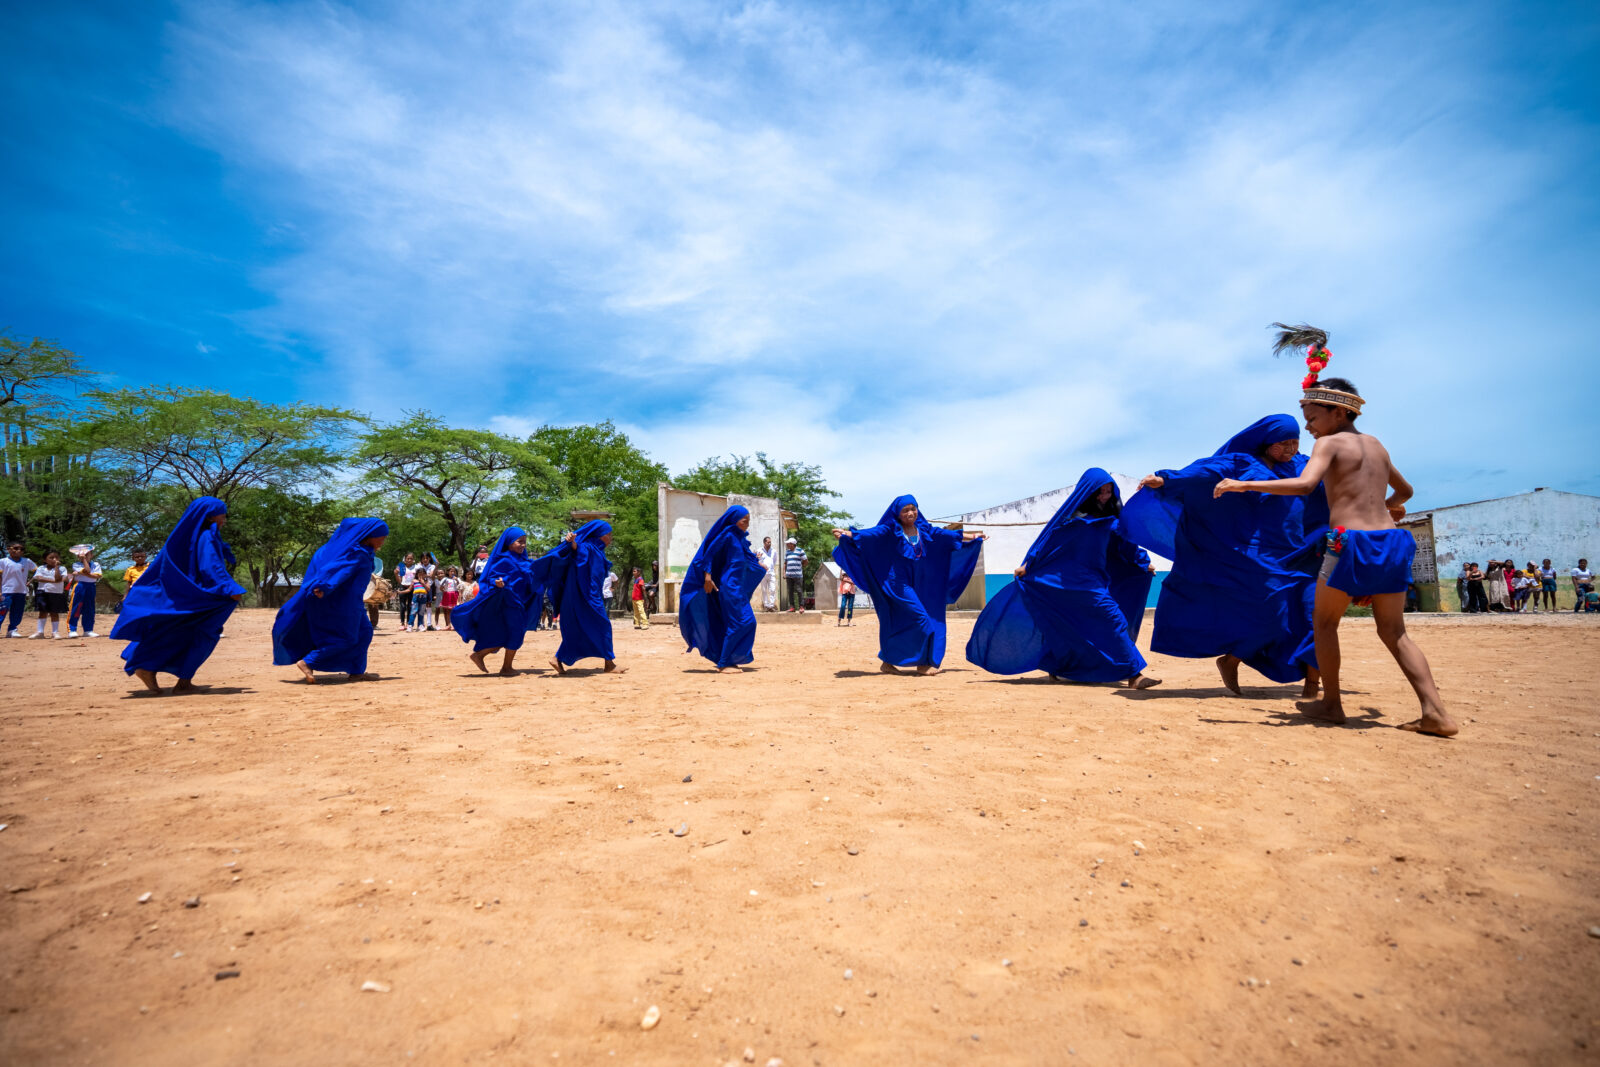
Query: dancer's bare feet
717 665 740 673
295 660 317 684
879 662 902 675
1301 677 1319 699
1127 673 1162 689
604 660 627 674
1216 655 1241 695
469 650 489 674
549 657 566 675
173 679 201 694
916 664 940 676
133 668 161 694
498 667 516 677
1295 698 1348 724
1398 708 1459 737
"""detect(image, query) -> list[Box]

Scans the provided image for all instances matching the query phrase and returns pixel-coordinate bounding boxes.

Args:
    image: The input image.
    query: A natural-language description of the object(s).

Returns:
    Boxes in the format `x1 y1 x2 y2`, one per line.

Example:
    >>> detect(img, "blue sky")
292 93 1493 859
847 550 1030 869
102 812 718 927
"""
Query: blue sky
3 0 1596 522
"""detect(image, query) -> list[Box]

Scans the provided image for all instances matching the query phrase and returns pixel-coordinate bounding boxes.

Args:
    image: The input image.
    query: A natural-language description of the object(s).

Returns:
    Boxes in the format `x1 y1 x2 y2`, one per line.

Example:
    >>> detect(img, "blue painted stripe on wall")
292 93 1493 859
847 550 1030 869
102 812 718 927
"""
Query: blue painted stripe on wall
983 571 1168 608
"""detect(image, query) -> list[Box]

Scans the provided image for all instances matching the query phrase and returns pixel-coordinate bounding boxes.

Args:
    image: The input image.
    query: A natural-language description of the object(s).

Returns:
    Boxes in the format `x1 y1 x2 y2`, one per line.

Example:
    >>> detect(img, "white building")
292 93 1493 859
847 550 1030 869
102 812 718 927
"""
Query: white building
944 474 1172 607
1399 488 1599 611
656 484 790 613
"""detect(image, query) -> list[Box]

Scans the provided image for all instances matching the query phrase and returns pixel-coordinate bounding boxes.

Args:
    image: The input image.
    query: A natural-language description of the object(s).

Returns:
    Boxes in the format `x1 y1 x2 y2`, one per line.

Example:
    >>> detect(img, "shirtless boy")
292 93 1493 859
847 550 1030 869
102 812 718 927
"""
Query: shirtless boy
1212 325 1459 737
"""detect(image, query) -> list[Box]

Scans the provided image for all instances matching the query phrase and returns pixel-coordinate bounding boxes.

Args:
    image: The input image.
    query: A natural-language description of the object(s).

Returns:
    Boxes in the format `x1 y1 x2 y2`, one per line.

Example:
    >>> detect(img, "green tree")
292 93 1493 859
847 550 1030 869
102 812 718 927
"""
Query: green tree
674 452 850 583
531 421 667 576
0 331 95 416
357 413 560 569
1 332 98 547
83 386 363 503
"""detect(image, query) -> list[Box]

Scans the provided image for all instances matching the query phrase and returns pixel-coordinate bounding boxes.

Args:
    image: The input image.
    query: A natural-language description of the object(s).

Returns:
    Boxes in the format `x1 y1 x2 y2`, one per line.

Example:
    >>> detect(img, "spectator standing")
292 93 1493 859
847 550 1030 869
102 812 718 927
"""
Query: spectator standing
1539 558 1558 611
837 569 857 626
757 536 778 611
1573 559 1595 612
1511 567 1531 613
646 561 660 615
1484 561 1509 612
1454 570 1467 612
602 567 620 615
630 566 649 629
395 552 416 627
1463 562 1488 613
470 544 490 581
68 549 103 637
2 542 37 638
783 537 807 612
29 550 70 638
122 549 149 590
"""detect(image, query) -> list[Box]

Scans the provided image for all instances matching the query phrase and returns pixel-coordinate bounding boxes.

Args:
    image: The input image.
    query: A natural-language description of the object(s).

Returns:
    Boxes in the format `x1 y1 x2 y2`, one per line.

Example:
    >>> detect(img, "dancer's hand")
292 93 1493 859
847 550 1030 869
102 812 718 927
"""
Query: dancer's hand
831 528 851 539
1147 563 1157 575
494 578 505 588
231 593 243 600
312 588 324 598
703 575 717 593
1013 565 1026 578
1213 478 1244 498
1139 475 1164 490
1387 500 1407 521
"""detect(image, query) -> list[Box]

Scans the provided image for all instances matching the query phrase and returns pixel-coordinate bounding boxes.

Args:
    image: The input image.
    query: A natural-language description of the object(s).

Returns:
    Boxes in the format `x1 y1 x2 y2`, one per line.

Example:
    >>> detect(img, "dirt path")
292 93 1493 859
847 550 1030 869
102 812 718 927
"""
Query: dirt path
2 610 1597 1065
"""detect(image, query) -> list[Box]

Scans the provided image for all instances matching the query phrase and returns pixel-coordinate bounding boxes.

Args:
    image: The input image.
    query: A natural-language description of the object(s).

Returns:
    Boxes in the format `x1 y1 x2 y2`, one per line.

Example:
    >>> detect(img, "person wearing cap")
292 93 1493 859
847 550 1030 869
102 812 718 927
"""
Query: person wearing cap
783 536 807 612
68 547 103 637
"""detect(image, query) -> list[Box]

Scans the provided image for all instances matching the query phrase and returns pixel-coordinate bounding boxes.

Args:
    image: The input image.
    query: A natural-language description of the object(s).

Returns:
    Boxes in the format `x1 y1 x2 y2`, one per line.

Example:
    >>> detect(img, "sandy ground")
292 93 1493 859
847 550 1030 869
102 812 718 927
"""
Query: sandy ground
2 608 1598 1066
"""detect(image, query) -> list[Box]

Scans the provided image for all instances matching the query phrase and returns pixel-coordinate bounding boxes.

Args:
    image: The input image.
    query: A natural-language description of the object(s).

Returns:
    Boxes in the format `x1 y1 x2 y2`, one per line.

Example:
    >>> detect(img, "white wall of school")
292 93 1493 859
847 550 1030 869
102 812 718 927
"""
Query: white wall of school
656 484 783 613
1424 490 1599 579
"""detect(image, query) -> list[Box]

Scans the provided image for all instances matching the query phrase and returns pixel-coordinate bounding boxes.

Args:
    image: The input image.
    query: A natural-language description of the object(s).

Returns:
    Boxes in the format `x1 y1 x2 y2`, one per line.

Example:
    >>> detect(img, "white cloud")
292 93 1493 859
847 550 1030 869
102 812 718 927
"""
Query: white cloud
160 0 1598 515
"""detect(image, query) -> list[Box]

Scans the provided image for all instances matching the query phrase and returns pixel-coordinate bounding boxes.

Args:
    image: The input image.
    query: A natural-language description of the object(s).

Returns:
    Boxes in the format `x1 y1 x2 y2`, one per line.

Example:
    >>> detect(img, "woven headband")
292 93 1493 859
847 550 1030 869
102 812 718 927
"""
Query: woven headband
1301 385 1364 413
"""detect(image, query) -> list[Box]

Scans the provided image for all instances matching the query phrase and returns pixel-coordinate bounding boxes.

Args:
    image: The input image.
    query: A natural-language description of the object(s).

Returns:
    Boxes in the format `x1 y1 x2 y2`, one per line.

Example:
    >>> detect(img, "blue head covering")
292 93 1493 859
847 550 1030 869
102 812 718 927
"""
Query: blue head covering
154 496 230 579
572 519 612 545
300 518 388 594
1215 414 1302 476
869 494 935 560
1023 469 1120 569
684 506 752 589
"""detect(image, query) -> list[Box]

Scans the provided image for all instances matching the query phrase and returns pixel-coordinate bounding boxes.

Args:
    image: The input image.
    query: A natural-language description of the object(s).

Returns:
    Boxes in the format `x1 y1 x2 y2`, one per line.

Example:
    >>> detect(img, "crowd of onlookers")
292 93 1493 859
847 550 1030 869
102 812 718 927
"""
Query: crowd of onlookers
1456 557 1596 613
3 541 146 639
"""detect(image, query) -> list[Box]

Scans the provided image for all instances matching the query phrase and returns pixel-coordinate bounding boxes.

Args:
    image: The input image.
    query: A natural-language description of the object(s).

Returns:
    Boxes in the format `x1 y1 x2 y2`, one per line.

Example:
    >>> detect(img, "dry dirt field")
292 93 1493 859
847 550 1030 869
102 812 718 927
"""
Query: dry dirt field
2 608 1598 1066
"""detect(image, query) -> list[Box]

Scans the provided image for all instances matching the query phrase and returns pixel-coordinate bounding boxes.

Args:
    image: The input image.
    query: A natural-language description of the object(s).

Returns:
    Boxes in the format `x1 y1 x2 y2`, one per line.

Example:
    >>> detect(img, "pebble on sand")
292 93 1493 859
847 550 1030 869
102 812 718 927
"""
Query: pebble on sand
183 896 200 908
215 970 241 981
1588 926 1600 939
672 823 689 837
361 980 391 993
137 892 153 904
640 1005 660 1030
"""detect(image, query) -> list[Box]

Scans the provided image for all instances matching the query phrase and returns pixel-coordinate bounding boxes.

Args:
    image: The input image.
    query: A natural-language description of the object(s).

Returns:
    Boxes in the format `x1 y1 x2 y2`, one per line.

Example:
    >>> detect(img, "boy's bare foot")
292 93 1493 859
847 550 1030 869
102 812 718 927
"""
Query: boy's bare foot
295 660 317 684
1127 674 1162 689
549 657 566 675
1398 709 1459 737
469 650 489 674
916 664 940 676
604 660 627 674
879 662 902 675
1216 655 1241 695
133 669 161 694
1295 698 1347 724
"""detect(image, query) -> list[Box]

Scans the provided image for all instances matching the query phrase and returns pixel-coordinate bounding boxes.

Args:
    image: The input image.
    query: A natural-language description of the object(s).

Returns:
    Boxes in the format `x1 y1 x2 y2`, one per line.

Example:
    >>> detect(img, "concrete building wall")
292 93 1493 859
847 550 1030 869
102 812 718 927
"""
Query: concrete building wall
1405 489 1599 611
951 473 1172 605
656 484 784 613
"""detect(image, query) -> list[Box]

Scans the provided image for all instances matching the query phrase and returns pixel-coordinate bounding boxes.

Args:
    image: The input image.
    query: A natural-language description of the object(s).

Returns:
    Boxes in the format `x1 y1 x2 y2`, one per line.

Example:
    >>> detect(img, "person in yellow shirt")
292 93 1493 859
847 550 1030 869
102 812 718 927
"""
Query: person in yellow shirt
122 550 149 588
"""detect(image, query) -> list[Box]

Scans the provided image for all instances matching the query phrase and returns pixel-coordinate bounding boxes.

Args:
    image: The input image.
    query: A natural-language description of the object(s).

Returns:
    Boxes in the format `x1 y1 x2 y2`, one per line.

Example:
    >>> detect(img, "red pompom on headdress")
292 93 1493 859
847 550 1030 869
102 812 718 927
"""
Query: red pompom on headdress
1272 322 1364 413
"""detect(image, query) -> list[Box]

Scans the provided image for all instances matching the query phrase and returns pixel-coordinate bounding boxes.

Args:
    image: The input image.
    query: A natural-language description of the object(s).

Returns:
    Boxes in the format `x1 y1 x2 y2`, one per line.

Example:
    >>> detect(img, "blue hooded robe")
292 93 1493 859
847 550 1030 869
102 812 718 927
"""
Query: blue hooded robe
271 517 388 674
966 469 1152 682
110 496 246 679
679 505 769 669
452 526 545 653
832 494 984 668
1120 415 1321 684
552 520 616 666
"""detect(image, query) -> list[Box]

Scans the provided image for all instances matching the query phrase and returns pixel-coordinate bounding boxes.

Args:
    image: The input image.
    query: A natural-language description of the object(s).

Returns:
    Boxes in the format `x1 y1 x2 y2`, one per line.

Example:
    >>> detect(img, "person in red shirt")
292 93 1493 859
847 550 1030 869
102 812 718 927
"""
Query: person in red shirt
630 566 649 629
837 570 857 626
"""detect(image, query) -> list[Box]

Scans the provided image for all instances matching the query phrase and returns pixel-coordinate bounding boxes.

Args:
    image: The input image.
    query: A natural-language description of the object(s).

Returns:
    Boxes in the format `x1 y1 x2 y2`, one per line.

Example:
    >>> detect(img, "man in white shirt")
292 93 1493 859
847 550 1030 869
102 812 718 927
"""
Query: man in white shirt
602 569 619 615
68 551 104 637
395 553 416 630
1573 559 1594 612
757 536 778 611
2 542 37 637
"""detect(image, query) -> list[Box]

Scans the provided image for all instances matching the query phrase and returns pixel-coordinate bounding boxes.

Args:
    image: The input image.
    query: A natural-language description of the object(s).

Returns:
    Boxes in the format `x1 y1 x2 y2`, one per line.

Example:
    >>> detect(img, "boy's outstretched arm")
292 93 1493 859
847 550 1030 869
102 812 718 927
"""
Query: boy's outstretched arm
1214 438 1335 498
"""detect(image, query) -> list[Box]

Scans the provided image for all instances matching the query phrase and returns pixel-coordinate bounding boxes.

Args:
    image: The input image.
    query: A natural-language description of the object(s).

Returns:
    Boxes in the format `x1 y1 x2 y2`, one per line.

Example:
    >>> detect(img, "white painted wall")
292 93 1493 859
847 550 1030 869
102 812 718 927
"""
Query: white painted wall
1423 490 1599 579
656 484 784 612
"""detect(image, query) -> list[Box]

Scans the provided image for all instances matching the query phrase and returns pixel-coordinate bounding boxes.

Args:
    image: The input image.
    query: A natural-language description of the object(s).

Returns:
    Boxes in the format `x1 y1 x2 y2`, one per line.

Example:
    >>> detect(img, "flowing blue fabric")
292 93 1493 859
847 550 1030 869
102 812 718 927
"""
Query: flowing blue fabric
966 469 1151 681
271 518 388 674
1326 529 1416 598
452 526 545 652
833 494 983 668
553 520 616 665
679 506 769 668
1120 416 1320 684
110 496 245 679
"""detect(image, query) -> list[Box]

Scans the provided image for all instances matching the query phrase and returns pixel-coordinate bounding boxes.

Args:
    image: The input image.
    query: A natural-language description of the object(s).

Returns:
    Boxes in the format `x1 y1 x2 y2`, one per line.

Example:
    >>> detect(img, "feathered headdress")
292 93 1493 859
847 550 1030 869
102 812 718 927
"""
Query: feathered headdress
1270 322 1363 413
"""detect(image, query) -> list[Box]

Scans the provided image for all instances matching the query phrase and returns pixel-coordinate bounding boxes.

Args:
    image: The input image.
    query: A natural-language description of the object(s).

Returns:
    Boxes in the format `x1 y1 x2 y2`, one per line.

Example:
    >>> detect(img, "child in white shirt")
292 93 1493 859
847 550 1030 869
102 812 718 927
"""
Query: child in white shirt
69 551 103 637
30 550 70 638
2 542 38 637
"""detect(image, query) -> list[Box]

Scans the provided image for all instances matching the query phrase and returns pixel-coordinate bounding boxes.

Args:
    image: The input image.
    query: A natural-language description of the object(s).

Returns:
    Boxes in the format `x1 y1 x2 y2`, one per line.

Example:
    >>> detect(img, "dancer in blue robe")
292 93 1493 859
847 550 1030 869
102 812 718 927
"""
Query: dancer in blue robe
679 505 769 672
966 469 1160 687
1121 414 1322 696
453 526 545 675
272 517 389 682
831 495 985 675
548 519 624 673
110 495 246 694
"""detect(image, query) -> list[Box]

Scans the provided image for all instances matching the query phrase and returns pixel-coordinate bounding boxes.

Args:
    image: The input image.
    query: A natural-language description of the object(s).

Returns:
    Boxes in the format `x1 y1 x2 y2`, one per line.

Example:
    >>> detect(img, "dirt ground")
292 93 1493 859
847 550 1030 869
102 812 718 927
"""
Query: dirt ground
2 608 1598 1066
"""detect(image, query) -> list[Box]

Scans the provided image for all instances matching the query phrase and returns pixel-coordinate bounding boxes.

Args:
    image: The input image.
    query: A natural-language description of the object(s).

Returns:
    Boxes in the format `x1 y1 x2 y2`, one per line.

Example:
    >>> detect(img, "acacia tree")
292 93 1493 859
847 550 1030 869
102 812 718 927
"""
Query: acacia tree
0 332 98 546
358 413 561 569
83 387 363 503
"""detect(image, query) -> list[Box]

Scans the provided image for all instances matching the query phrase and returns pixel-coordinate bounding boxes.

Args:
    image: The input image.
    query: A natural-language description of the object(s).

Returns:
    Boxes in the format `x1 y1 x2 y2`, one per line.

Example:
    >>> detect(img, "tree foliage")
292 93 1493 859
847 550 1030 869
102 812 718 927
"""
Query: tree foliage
0 331 95 417
532 421 667 577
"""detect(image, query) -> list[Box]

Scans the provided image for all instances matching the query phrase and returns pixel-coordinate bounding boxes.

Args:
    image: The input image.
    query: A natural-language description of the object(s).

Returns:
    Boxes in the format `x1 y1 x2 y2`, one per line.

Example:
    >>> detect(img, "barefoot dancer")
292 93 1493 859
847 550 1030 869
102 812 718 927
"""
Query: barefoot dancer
831 495 985 676
109 496 245 694
1215 325 1459 737
452 526 544 676
967 469 1161 688
680 505 768 672
549 520 626 674
271 518 389 683
1122 414 1323 697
